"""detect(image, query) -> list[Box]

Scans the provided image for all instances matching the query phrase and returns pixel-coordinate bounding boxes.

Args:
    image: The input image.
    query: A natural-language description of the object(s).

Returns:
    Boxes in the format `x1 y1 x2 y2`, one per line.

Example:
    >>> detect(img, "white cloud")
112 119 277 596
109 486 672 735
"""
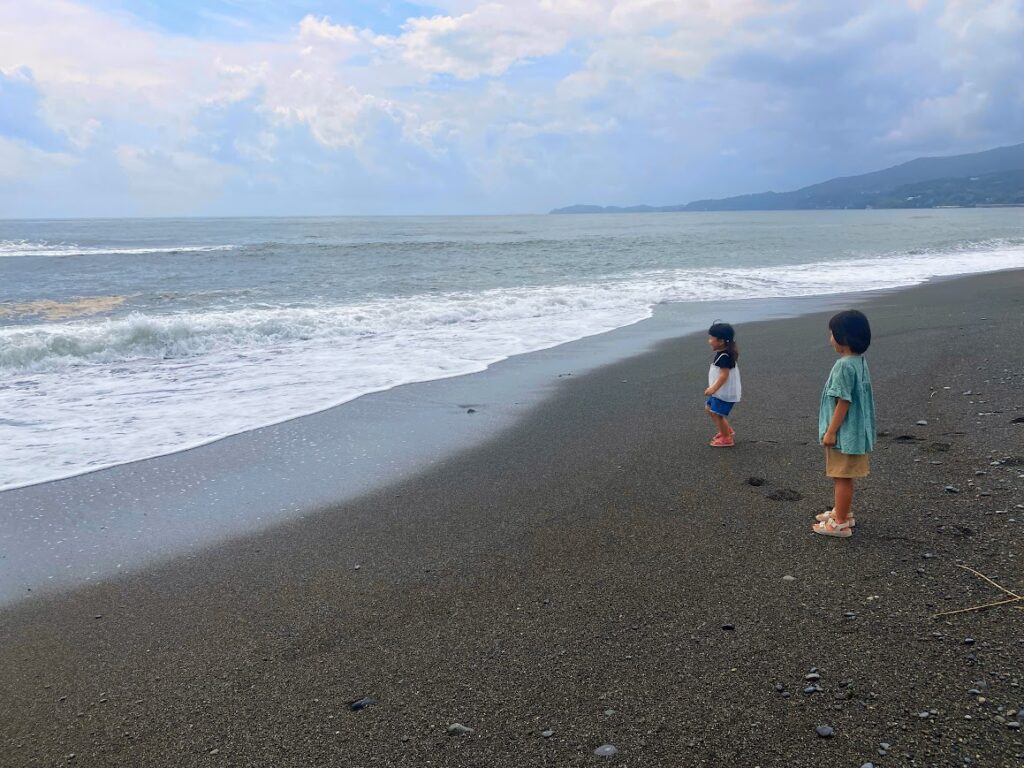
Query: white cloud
0 136 78 181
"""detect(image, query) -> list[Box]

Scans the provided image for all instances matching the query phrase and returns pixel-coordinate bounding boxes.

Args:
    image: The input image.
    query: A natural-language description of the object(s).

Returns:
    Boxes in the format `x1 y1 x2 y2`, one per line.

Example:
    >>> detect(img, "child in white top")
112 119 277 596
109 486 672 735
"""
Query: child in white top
704 321 742 448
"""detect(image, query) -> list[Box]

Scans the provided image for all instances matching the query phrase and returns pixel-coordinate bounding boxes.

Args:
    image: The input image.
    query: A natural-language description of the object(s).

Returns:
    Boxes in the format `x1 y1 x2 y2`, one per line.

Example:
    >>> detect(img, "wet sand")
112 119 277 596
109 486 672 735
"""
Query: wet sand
1 270 1023 767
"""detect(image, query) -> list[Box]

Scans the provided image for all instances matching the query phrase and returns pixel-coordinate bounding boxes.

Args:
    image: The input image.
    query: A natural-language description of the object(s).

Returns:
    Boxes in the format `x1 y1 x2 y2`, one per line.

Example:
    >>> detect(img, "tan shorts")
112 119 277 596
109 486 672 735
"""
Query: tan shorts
825 447 870 478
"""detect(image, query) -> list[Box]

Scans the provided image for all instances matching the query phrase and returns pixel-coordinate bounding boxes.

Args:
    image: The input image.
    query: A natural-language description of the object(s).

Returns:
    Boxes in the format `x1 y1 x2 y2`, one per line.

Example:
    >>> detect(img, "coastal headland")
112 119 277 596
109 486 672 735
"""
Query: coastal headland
1 270 1022 767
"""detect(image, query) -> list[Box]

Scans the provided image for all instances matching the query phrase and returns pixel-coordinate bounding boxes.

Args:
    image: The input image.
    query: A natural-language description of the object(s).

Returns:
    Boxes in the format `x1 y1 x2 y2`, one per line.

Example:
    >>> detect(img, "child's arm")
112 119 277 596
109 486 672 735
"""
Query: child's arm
822 399 850 446
704 368 730 396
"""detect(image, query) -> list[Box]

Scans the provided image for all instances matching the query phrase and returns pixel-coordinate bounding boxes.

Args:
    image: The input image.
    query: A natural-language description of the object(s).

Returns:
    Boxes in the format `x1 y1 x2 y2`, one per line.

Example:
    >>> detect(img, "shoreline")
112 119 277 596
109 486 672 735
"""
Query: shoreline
0 283 921 604
1 269 1022 766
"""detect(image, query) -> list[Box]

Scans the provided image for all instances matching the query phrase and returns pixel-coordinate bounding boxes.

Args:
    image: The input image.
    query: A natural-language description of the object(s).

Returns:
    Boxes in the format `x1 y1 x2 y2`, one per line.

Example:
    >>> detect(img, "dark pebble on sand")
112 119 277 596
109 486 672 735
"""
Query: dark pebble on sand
594 744 618 757
805 673 821 681
721 624 735 631
466 408 476 414
1012 416 1024 424
815 725 834 738
447 723 474 736
964 637 975 645
349 697 377 711
746 476 766 486
944 485 961 493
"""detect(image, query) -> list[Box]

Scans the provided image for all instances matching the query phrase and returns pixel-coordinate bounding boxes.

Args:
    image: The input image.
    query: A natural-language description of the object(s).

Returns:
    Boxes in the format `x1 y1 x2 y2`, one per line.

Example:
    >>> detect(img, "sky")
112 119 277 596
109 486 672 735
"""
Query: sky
1 0 1022 217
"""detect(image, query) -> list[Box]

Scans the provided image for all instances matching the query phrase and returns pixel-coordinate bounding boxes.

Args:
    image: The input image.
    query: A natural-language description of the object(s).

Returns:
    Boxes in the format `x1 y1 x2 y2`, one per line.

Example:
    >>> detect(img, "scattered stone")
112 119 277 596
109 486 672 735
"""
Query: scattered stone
541 730 554 738
922 552 934 559
466 408 476 414
721 624 735 631
944 485 961 493
893 435 923 443
353 564 361 570
1008 721 1021 730
209 749 220 755
604 709 616 716
861 763 875 768
594 744 618 757
447 723 474 736
767 488 803 501
349 697 377 711
746 476 766 486
775 683 785 692
804 686 822 695
1012 416 1024 424
916 420 928 426
815 725 834 738
782 575 796 582
964 637 975 645
805 673 821 681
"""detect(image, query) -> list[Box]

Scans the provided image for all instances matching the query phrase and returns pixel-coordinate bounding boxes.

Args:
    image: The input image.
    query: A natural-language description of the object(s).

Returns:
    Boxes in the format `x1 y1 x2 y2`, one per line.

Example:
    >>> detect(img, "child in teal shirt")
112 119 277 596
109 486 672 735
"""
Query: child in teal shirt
813 310 876 538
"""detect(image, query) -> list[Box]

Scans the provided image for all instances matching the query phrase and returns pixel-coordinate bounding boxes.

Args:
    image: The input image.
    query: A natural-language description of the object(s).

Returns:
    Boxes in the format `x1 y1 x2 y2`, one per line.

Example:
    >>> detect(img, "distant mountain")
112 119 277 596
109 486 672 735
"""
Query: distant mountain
551 142 1024 213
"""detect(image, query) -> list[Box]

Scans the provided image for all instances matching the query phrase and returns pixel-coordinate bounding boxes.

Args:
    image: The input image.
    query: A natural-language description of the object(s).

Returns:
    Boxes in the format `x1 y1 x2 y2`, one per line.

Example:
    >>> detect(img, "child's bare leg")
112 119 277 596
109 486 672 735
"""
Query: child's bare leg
706 406 722 435
832 478 853 523
710 412 727 437
718 415 732 436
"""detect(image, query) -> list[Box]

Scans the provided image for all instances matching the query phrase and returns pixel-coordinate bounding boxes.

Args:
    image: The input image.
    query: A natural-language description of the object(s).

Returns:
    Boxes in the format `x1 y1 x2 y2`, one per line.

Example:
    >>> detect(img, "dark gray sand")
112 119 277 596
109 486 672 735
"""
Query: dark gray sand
2 270 1023 767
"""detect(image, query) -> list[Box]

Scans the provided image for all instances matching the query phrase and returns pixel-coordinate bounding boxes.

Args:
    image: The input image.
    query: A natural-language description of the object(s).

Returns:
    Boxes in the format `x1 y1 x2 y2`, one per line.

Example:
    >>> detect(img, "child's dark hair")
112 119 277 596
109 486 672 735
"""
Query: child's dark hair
829 310 871 354
708 321 738 361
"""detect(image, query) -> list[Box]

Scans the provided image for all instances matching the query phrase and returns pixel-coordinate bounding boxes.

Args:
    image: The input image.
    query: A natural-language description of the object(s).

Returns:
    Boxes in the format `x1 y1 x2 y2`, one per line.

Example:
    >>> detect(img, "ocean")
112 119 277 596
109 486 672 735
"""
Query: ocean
3 209 1024 492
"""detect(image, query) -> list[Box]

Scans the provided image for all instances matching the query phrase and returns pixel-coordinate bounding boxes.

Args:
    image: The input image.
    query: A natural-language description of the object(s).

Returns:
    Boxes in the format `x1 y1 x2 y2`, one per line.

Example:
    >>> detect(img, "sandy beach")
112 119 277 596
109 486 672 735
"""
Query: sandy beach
2 270 1023 767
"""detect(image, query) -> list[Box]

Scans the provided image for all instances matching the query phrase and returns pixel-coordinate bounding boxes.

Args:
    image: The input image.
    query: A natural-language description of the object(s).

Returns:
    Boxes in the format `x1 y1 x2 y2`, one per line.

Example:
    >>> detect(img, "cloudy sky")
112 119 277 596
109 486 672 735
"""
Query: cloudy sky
1 0 1022 217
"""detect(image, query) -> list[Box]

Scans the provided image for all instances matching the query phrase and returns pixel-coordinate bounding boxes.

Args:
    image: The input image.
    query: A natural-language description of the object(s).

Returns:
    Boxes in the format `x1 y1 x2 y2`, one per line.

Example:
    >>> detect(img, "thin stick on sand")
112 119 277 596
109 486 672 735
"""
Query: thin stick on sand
932 564 1024 619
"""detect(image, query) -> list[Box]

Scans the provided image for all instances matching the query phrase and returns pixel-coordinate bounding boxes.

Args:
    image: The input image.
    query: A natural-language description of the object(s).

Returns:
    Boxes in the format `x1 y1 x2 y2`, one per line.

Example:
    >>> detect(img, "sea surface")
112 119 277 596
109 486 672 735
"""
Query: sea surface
3 209 1024 491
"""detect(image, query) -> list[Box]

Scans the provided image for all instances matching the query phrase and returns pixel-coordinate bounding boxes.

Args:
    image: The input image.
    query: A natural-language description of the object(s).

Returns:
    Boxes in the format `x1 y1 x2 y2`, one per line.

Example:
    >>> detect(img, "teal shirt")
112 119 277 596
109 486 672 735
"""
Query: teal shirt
819 355 876 455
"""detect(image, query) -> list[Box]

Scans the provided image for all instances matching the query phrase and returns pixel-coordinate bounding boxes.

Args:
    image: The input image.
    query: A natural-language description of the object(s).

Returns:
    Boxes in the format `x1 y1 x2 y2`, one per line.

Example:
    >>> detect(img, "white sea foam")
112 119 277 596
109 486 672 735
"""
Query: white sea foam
0 240 236 257
2 242 1023 490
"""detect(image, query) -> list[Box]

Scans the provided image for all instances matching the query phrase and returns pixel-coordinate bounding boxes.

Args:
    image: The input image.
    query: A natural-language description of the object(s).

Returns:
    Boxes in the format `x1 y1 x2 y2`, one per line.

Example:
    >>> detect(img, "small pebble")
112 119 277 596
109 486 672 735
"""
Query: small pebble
349 697 376 711
604 709 615 716
1008 721 1021 730
916 420 928 426
782 575 796 582
447 723 474 736
805 673 821 681
944 485 961 493
594 744 618 757
541 729 554 738
815 725 834 738
963 638 975 645
721 624 735 631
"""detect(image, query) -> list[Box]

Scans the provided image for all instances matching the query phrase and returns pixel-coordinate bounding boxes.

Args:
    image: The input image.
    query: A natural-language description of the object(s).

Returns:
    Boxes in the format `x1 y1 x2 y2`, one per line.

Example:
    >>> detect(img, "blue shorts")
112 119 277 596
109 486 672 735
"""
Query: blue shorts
706 396 735 416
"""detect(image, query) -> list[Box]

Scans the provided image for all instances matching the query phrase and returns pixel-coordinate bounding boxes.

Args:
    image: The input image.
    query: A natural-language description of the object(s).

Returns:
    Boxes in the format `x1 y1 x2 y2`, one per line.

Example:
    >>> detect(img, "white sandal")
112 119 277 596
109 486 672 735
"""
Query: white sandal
812 517 853 538
815 508 856 527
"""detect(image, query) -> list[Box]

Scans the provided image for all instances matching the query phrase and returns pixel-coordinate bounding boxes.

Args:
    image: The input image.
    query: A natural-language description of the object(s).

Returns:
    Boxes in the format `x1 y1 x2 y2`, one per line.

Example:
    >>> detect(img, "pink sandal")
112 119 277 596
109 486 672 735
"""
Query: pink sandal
710 435 735 447
815 509 856 527
812 517 853 537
